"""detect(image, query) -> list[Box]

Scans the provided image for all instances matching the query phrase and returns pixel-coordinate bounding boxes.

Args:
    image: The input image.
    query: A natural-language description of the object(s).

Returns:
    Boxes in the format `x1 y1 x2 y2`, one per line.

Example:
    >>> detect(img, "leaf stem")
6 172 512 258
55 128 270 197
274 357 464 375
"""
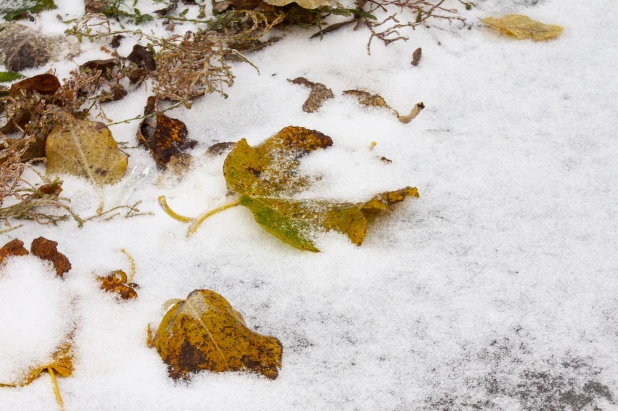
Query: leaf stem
121 248 136 283
187 200 241 237
158 196 194 223
48 367 64 410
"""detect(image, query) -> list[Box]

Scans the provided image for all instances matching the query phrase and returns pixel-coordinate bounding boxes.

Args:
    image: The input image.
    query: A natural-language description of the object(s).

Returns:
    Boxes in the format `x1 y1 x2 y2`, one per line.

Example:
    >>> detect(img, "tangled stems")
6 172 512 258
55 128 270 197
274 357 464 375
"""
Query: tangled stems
158 195 240 237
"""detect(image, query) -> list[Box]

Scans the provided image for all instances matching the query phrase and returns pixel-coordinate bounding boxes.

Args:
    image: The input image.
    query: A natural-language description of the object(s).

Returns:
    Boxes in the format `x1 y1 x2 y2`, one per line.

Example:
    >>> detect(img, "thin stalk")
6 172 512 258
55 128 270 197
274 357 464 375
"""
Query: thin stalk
121 248 136 283
158 196 193 223
48 367 64 410
187 200 240 237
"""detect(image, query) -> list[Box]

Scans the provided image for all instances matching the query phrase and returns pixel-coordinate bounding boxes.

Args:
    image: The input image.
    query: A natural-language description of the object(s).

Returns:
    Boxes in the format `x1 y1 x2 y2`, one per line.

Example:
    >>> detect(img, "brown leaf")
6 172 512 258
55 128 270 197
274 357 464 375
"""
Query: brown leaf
151 289 283 380
110 34 124 49
0 239 29 263
45 111 128 186
411 47 422 66
79 59 120 80
127 44 156 71
137 104 197 168
30 237 71 278
205 141 236 156
289 77 334 113
343 89 390 109
395 102 425 124
96 270 138 300
8 73 60 97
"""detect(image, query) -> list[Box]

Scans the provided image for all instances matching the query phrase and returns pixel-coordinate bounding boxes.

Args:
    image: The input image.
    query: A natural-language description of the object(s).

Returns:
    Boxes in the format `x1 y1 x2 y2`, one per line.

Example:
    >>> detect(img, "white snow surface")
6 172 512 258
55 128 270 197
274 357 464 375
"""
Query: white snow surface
1 0 618 409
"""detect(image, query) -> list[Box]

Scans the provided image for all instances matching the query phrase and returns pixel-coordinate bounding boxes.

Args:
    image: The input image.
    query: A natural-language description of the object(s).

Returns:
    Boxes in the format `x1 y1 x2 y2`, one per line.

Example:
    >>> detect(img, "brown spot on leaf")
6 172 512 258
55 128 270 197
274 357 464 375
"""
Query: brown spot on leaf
30 237 71 278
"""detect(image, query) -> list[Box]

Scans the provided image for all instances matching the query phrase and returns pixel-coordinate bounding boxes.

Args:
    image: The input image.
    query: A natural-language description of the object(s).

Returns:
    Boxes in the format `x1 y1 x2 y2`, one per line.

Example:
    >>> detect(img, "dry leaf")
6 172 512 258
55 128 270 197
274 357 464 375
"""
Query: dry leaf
45 111 128 186
151 289 282 380
288 77 334 113
8 73 60 97
127 44 156 71
482 14 563 41
411 47 422 66
344 89 424 124
205 141 236 156
97 270 138 300
262 0 332 9
138 99 197 168
0 239 29 263
30 236 71 278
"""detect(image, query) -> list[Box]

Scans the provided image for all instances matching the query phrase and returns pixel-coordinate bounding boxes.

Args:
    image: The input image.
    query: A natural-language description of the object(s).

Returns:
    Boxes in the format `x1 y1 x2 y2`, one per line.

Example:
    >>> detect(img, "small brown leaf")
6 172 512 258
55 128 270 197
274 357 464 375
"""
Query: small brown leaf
411 47 422 66
110 34 124 48
97 270 138 300
205 141 236 156
395 102 425 124
0 239 29 263
45 111 128 186
289 77 334 113
343 89 390 109
127 44 156 71
152 289 283 380
9 73 60 97
30 237 71 278
137 104 197 168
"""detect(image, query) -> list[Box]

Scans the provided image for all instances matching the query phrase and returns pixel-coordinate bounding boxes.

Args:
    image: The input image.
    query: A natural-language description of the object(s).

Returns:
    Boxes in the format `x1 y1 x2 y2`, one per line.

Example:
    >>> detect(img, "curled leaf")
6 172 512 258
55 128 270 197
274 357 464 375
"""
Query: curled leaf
45 111 128 186
344 89 424 124
288 77 334 113
151 289 283 380
97 270 138 300
30 237 71 278
482 14 563 41
0 239 29 263
138 98 197 168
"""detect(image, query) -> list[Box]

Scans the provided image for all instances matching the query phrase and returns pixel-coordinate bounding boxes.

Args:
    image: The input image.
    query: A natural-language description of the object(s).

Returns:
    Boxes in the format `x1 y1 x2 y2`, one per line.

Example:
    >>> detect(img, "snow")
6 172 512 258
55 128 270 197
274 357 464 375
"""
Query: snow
2 0 618 409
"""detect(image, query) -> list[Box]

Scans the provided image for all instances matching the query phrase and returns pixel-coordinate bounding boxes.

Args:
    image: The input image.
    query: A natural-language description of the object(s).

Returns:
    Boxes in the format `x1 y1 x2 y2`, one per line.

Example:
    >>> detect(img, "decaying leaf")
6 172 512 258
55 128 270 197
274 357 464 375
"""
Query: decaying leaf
30 237 71 278
9 73 61 97
45 111 128 186
97 270 138 300
137 99 197 168
151 289 282 380
344 89 424 124
0 239 29 263
161 126 418 250
223 126 333 197
127 44 157 71
262 0 332 9
288 77 335 113
482 14 563 41
205 141 236 156
411 47 422 66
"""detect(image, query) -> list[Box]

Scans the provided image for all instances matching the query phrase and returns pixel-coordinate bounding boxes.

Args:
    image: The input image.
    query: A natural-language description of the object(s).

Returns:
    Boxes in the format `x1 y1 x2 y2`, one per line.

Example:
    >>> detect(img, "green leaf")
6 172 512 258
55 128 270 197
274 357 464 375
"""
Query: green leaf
0 71 25 83
1 0 57 21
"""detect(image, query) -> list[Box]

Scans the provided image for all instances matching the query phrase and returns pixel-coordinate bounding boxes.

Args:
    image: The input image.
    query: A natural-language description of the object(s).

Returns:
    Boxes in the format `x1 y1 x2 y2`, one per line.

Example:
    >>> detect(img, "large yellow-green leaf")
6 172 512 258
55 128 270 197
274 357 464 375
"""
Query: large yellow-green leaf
151 289 282 380
46 112 128 186
240 186 419 252
223 126 333 196
482 14 563 41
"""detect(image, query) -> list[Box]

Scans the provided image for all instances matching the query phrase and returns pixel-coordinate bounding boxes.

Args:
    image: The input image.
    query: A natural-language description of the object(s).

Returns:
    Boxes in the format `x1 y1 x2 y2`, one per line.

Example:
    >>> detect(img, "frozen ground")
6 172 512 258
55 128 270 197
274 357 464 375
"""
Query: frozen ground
1 0 618 409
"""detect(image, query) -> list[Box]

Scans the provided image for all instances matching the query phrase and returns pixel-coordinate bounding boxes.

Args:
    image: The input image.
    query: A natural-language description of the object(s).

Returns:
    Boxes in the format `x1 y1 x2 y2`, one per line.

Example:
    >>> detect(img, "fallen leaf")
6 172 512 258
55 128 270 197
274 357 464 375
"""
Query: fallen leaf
9 73 60 97
137 99 197 168
45 111 128 186
288 77 335 113
0 239 29 263
262 0 332 9
482 14 563 41
205 141 236 156
411 47 422 66
127 44 156 71
151 289 282 380
30 237 71 278
344 89 424 124
96 270 138 300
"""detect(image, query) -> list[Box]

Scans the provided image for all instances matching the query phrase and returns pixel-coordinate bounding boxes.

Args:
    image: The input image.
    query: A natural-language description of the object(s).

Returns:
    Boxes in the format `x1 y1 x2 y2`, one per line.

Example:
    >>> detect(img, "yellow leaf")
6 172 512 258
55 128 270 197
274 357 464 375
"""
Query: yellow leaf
151 289 283 380
46 112 128 186
482 14 563 41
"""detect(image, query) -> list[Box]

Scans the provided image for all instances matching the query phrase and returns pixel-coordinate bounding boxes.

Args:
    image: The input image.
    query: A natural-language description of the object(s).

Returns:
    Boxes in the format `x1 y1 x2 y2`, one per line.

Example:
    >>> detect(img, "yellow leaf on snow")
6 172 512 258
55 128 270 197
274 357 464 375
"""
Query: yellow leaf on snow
482 14 563 41
151 289 282 380
46 112 128 186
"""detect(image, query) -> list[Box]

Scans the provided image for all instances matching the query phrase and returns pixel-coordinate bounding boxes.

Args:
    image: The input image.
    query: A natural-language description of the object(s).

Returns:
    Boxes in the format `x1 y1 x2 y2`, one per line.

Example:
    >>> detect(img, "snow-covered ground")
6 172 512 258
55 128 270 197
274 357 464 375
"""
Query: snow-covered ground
1 0 618 409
